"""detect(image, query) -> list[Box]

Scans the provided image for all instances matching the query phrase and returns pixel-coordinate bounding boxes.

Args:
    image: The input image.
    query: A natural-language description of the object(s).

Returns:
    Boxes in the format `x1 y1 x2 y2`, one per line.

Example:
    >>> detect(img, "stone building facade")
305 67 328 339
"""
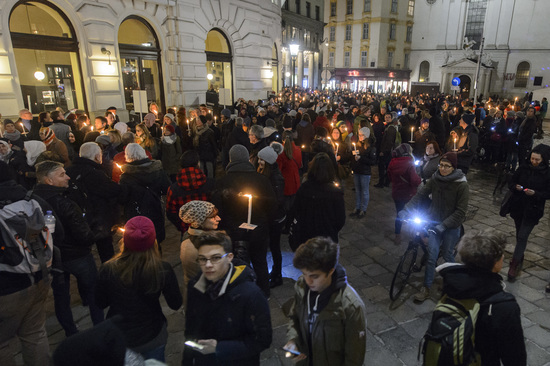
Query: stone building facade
410 0 550 99
0 0 281 119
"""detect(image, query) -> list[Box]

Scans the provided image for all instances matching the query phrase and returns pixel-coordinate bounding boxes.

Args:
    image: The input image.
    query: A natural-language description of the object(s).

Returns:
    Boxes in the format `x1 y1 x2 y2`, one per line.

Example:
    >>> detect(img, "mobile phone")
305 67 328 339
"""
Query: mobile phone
282 347 301 356
523 188 529 192
185 341 204 350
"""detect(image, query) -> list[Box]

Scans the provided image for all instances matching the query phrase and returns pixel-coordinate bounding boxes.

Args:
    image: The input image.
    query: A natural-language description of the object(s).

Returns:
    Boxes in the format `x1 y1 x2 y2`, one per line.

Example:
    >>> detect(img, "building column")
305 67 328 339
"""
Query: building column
308 53 314 89
313 52 320 89
440 72 448 93
297 51 304 88
482 71 490 97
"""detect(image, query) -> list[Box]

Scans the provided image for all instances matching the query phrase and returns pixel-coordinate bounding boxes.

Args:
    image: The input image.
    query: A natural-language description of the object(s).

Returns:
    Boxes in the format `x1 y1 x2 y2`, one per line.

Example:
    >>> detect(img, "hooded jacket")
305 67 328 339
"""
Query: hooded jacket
438 264 526 366
404 168 469 229
166 167 214 233
387 155 422 201
183 263 272 366
33 184 95 262
287 265 367 366
508 161 550 225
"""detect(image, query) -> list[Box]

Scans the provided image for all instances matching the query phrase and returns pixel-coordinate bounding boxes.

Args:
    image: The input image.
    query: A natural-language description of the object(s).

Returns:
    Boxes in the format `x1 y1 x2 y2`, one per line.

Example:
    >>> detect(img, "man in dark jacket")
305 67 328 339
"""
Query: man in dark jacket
182 231 272 365
0 162 63 366
34 160 104 336
456 113 479 174
212 144 276 298
375 114 399 187
222 117 250 169
517 107 538 166
66 142 124 262
438 229 526 365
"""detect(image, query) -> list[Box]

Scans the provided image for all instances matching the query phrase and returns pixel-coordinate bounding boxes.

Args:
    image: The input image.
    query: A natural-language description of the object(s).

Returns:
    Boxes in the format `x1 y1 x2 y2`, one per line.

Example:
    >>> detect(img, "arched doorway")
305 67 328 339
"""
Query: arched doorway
459 75 471 99
118 17 164 113
205 29 233 106
9 0 86 114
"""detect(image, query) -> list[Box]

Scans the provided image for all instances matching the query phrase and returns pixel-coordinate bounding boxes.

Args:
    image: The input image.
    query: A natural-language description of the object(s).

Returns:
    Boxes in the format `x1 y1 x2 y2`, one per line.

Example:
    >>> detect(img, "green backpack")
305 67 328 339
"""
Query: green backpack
420 294 482 366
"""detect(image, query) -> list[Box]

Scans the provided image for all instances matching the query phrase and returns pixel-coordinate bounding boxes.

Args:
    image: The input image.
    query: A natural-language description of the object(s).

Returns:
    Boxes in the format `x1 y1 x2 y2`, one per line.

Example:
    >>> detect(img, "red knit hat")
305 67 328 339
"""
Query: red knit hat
164 124 175 134
123 216 156 252
440 152 458 170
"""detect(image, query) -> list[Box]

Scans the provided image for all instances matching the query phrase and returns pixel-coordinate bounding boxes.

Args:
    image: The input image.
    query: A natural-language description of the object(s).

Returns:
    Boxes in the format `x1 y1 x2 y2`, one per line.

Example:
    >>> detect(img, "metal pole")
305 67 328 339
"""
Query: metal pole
473 36 485 103
292 57 296 107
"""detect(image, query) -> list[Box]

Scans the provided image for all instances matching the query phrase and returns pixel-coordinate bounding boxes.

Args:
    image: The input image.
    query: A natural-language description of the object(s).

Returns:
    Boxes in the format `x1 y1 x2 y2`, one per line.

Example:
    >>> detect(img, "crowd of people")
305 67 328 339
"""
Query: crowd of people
1 87 548 365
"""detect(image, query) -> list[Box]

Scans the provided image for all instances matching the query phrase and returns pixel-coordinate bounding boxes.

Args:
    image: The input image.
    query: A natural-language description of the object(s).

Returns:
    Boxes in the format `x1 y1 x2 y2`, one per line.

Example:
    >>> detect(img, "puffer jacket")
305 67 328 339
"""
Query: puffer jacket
508 162 550 225
120 159 171 242
33 184 95 262
166 167 213 233
287 265 367 366
438 263 526 366
404 168 469 229
387 156 421 201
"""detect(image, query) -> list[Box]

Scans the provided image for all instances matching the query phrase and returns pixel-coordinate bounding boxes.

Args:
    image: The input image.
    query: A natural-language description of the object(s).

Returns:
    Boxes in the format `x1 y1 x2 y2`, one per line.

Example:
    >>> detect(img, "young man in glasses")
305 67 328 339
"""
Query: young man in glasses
182 231 272 366
399 152 470 303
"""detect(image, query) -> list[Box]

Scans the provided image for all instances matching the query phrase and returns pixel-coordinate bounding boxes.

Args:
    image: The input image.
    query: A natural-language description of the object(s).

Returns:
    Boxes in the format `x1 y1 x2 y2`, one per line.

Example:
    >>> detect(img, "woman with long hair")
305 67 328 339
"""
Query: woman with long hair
135 122 159 159
95 216 182 362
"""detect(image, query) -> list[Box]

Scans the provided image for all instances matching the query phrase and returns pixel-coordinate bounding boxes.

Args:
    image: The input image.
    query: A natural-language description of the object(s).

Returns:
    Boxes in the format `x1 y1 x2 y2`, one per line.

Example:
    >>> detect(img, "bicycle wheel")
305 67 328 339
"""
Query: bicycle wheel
390 245 418 301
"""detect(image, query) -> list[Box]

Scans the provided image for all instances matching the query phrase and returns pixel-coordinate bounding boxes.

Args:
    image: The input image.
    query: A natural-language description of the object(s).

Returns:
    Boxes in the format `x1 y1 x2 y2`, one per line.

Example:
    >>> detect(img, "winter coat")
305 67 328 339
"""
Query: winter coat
265 163 285 221
387 156 421 202
119 159 171 243
160 136 182 175
66 157 123 239
47 137 71 167
212 161 276 230
418 153 440 181
0 180 64 296
296 120 315 147
508 163 550 225
277 145 302 196
350 143 377 175
166 167 214 233
313 116 331 132
33 184 95 262
380 124 399 153
194 127 218 162
95 261 182 350
310 139 338 172
456 125 478 170
404 169 469 229
438 264 526 366
287 265 366 366
224 125 251 157
111 149 152 183
182 264 272 366
249 139 268 169
49 121 71 150
290 179 345 244
5 150 34 189
412 129 436 159
517 117 537 148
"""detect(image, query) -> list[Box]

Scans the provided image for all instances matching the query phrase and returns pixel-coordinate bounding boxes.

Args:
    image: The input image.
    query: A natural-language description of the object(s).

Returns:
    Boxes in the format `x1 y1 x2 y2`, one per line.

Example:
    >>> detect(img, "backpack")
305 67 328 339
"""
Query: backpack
420 294 481 366
0 191 53 281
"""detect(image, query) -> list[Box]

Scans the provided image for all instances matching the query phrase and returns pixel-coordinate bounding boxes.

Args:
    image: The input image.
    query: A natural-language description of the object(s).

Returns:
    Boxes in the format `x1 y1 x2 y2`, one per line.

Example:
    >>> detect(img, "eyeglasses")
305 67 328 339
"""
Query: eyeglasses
196 253 228 266
438 164 453 169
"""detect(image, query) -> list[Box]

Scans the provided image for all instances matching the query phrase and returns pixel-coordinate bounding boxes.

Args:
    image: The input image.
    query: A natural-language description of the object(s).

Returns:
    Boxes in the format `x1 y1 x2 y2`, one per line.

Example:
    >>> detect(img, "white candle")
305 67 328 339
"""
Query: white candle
244 194 252 224
20 123 28 136
335 143 339 154
453 138 457 150
187 119 190 131
353 142 357 151
410 127 414 141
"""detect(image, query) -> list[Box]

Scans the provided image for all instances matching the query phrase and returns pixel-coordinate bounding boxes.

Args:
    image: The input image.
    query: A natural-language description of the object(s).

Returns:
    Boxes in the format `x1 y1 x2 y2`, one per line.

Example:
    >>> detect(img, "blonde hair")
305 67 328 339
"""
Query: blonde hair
136 122 156 149
104 239 164 294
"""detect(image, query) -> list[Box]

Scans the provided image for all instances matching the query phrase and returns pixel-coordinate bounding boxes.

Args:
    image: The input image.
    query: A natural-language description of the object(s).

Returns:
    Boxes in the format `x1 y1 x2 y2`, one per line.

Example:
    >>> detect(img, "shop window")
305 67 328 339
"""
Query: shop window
9 1 86 113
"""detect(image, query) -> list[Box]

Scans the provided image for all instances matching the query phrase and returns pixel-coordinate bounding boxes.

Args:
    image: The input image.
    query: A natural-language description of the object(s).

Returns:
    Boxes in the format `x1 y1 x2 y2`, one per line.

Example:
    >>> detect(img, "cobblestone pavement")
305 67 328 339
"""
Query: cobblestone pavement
8 125 550 366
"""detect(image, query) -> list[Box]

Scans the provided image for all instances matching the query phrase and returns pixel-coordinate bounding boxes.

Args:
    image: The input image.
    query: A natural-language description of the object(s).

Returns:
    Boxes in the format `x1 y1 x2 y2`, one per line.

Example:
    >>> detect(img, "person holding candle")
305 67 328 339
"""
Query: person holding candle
350 128 377 218
331 126 352 182
2 119 26 152
456 113 479 174
212 144 276 298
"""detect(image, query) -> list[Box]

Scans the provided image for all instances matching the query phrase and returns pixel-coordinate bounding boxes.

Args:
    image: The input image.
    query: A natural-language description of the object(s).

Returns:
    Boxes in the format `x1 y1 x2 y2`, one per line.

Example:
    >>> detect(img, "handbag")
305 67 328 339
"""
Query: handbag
499 189 513 217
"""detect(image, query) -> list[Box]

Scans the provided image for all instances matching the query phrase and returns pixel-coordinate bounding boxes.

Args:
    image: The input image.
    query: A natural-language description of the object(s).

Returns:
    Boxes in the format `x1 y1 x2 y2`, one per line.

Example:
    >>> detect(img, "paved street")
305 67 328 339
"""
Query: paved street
7 128 550 366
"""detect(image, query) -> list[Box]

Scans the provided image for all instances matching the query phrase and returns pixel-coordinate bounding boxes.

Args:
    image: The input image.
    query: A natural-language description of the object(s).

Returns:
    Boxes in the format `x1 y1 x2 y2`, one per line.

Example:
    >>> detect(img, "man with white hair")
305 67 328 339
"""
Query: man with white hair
66 142 123 262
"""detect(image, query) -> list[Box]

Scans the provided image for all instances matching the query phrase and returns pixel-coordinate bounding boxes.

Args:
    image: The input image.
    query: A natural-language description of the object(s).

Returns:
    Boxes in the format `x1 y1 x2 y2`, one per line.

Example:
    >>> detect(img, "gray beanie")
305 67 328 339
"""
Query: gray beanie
258 146 278 165
358 127 371 139
229 144 249 162
95 134 111 146
270 141 283 155
164 113 175 122
221 108 231 118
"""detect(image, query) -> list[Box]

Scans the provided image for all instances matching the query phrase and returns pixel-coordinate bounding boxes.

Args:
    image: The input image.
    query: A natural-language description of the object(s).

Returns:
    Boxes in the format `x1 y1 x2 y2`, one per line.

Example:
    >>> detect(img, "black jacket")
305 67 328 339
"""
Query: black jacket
0 180 64 295
119 159 171 243
66 157 124 237
212 161 276 230
351 143 377 175
439 264 526 366
508 162 550 225
290 179 345 244
33 184 95 262
183 263 272 366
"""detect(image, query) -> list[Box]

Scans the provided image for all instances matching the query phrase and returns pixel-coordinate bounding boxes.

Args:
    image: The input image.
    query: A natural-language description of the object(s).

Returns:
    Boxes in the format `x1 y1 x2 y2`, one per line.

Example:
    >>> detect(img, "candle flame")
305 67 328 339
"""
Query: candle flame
301 145 305 149
118 227 125 232
243 194 252 199
115 163 122 170
91 126 94 131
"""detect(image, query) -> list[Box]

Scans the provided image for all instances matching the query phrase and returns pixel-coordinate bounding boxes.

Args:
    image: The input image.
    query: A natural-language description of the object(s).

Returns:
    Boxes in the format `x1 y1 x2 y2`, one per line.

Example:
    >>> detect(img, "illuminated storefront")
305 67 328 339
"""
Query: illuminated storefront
332 69 410 93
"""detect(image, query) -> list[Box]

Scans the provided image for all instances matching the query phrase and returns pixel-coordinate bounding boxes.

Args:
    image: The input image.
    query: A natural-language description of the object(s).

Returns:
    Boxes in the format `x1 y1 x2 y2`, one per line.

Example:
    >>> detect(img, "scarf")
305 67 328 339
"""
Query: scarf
192 124 209 147
40 127 55 146
4 130 21 142
161 134 177 145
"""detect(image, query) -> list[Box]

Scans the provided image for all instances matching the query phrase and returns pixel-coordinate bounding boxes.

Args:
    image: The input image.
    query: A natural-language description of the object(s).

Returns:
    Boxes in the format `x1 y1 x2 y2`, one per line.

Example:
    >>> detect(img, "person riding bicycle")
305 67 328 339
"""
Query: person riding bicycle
398 152 469 303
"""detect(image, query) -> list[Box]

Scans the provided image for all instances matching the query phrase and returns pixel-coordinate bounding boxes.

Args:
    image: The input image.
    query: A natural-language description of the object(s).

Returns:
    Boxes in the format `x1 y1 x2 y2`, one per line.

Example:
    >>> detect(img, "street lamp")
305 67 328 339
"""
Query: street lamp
289 43 300 108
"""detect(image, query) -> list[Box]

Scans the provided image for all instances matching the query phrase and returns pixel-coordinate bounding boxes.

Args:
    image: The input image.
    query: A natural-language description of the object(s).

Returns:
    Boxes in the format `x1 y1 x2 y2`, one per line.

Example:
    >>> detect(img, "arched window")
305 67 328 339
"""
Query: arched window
118 17 164 113
9 1 86 113
419 61 430 82
514 61 530 88
205 29 233 105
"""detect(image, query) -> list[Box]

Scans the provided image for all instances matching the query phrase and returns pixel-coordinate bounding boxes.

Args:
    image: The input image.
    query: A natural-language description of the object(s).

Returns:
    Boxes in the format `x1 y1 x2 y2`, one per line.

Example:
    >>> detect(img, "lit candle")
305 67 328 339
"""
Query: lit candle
302 145 305 149
186 119 190 131
19 123 28 136
331 122 334 128
353 142 357 152
244 194 253 225
410 127 414 141
453 138 457 150
115 163 122 170
335 143 339 154
91 126 94 131
511 106 514 111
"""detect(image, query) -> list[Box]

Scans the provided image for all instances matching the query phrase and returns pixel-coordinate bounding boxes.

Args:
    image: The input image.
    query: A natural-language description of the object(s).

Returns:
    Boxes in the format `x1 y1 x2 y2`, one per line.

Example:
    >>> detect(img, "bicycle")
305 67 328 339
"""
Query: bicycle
389 205 478 301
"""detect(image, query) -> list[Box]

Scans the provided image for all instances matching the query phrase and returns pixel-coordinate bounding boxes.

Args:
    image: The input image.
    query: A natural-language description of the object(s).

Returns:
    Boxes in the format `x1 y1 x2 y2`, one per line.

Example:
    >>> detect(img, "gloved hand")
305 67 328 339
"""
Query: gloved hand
428 224 445 236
